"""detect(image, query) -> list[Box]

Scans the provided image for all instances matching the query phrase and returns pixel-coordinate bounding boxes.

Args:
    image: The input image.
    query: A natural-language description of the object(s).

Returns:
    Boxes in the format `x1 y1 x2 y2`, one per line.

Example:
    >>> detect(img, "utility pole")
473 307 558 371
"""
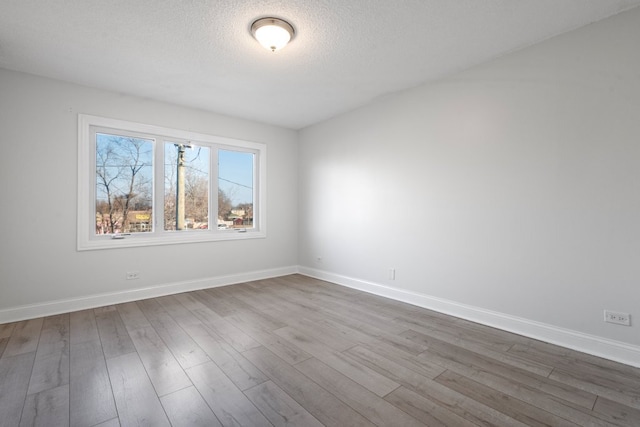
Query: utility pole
175 143 191 230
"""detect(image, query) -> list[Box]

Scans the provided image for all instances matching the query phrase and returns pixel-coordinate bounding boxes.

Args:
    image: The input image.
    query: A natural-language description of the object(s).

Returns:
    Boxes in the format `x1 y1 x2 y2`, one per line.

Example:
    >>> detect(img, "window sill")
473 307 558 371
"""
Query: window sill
77 229 266 251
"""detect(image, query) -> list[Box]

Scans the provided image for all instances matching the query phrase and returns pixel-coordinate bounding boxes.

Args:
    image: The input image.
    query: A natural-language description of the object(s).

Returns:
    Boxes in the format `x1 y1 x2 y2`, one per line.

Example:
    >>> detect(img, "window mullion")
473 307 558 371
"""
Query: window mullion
252 150 259 230
211 146 220 231
154 137 165 234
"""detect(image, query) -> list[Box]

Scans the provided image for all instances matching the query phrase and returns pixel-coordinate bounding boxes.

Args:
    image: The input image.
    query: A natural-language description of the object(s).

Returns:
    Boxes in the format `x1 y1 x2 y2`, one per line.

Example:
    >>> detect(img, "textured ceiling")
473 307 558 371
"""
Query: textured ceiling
1 0 639 129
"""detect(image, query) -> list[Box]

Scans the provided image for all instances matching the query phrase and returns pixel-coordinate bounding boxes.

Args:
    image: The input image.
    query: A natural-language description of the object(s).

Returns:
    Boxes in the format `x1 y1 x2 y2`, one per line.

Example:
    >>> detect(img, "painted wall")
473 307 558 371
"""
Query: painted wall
0 69 298 314
298 8 640 349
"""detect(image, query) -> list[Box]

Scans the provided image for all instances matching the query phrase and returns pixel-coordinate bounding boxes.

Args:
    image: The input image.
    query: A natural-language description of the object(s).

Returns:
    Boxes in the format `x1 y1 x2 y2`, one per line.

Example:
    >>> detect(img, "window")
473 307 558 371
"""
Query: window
78 114 266 250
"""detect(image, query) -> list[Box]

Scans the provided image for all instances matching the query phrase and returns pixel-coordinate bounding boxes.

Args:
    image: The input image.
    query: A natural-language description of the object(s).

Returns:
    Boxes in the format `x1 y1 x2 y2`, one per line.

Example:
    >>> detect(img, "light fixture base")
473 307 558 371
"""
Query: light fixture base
251 17 295 52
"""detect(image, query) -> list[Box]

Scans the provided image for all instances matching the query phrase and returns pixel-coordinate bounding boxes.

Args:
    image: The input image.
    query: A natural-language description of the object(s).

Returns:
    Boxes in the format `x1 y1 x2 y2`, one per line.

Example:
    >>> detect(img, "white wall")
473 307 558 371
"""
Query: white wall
0 69 298 317
298 8 640 361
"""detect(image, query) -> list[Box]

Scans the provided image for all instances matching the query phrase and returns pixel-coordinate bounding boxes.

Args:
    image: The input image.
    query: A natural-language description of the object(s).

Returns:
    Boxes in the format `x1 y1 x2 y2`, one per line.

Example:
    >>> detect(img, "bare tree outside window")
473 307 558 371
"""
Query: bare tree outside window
95 133 153 234
218 188 233 222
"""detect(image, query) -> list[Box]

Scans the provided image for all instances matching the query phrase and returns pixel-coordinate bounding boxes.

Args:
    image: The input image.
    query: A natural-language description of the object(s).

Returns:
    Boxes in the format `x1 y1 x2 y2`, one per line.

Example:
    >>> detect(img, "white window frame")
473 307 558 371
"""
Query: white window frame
78 114 266 251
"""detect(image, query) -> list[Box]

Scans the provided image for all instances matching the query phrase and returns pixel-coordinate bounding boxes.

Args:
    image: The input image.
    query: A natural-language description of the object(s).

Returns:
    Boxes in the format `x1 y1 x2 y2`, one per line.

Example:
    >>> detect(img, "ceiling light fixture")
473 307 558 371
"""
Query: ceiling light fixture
251 17 295 52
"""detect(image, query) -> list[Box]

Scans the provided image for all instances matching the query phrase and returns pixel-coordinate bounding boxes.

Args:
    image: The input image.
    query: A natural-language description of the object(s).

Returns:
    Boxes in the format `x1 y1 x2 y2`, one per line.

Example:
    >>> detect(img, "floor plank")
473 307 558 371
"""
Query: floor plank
126 326 192 397
69 310 115 426
182 321 267 391
387 383 530 427
69 339 117 427
116 301 152 331
69 309 99 345
384 386 482 427
295 357 423 426
94 308 136 359
402 327 554 377
193 288 241 318
510 341 640 409
435 369 580 427
550 368 640 412
172 292 210 312
224 312 313 365
93 418 121 427
185 360 271 427
106 352 171 426
245 380 324 427
160 386 222 427
417 335 598 410
192 307 262 353
274 325 400 397
510 340 640 379
137 299 210 369
156 294 206 328
243 346 375 427
27 314 70 395
2 318 43 357
0 338 7 359
347 343 445 380
0 352 36 427
20 384 69 427
343 344 525 426
422 349 619 426
593 396 640 427
0 322 16 339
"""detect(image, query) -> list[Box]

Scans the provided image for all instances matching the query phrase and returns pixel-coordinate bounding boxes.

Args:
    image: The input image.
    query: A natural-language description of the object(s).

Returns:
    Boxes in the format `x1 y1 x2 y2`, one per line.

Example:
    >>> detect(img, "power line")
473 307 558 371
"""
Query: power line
100 166 251 190
219 177 252 190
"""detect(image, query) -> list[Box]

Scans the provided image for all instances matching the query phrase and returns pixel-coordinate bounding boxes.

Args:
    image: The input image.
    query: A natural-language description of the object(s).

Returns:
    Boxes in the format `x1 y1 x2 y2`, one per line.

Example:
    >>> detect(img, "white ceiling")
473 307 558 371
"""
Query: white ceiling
1 0 639 129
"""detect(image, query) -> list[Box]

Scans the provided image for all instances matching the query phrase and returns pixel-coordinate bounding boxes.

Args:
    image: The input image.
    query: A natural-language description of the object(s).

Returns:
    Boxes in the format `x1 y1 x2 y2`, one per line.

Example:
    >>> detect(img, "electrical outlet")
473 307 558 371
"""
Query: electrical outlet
126 271 140 280
389 268 396 280
604 310 631 326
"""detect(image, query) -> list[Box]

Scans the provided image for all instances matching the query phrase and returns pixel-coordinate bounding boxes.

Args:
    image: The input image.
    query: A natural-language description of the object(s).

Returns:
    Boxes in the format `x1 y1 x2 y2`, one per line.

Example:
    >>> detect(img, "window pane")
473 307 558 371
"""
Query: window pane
218 149 254 229
164 142 210 231
95 133 153 235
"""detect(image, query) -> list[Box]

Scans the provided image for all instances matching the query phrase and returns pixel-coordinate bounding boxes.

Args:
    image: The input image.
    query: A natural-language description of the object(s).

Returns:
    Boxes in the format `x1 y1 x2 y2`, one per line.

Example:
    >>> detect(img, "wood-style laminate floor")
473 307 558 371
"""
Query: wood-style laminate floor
1 274 638 426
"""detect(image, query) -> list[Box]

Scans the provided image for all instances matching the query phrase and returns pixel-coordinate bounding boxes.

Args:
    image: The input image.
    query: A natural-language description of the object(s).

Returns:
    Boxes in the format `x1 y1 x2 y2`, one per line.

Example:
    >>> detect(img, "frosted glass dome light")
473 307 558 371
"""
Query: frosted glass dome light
251 17 295 52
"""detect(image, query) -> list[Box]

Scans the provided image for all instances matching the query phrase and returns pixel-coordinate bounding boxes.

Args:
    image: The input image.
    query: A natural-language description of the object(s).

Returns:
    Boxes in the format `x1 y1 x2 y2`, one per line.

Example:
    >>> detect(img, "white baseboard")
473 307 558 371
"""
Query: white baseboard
4 264 638 368
298 266 640 368
0 266 298 324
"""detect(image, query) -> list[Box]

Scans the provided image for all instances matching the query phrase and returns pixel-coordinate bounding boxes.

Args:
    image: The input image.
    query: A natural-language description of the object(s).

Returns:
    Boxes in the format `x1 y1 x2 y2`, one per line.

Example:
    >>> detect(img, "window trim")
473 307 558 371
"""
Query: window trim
77 114 267 251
